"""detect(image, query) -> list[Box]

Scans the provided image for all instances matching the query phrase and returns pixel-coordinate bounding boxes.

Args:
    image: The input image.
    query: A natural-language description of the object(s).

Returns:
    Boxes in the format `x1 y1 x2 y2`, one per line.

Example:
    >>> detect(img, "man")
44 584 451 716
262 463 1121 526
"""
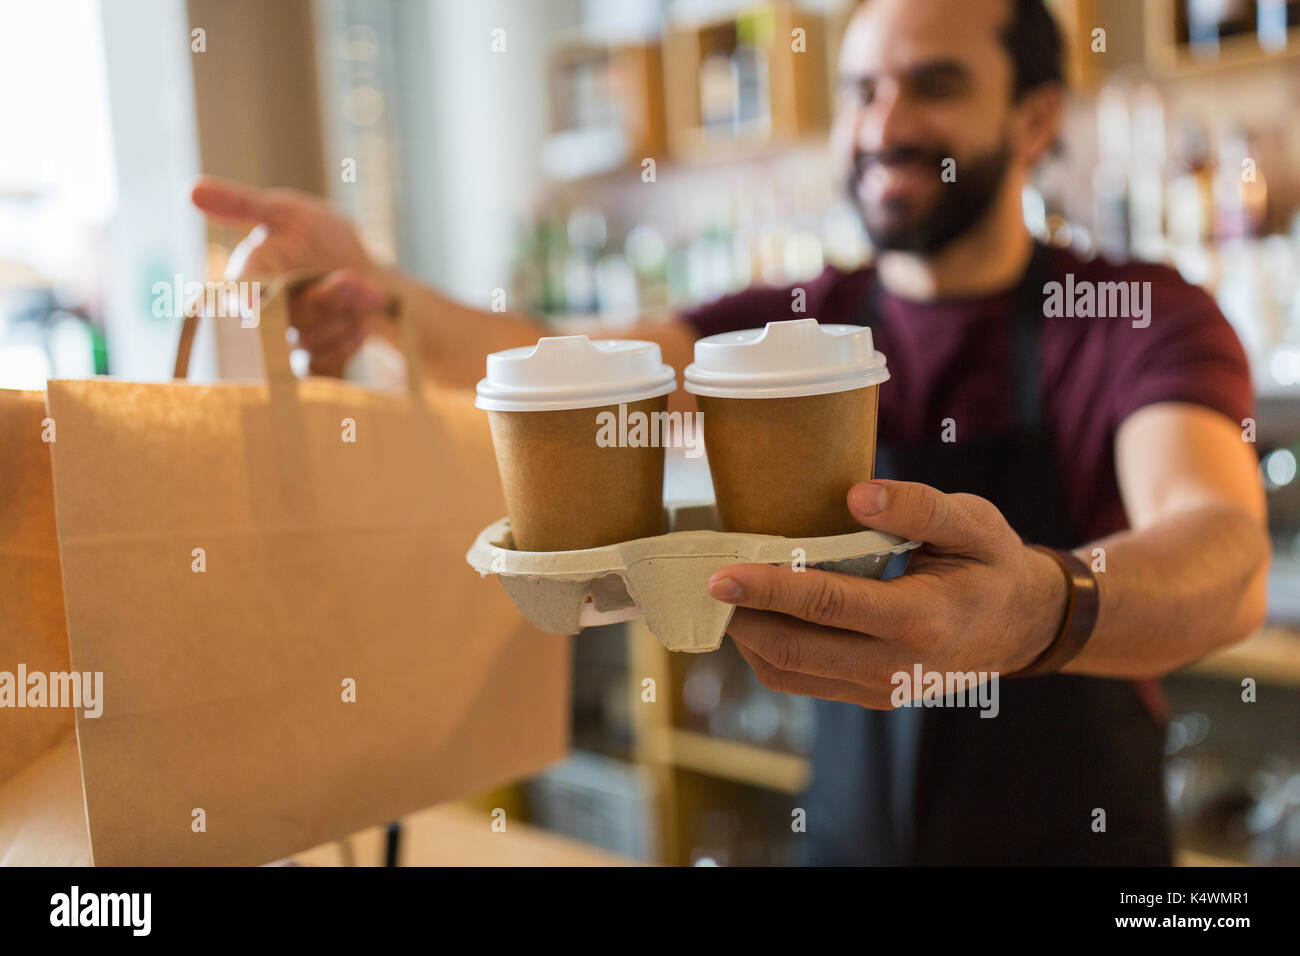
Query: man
193 0 1269 865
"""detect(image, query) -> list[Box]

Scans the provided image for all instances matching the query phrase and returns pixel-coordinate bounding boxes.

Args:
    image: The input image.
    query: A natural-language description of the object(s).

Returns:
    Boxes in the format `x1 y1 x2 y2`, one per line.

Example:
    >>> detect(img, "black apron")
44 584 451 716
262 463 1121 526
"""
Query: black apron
802 245 1173 866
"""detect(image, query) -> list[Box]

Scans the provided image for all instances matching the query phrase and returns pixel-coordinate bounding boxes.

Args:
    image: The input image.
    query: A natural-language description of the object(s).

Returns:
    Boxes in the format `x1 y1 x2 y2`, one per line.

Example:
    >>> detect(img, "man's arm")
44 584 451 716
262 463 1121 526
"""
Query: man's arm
1060 401 1270 677
703 402 1270 707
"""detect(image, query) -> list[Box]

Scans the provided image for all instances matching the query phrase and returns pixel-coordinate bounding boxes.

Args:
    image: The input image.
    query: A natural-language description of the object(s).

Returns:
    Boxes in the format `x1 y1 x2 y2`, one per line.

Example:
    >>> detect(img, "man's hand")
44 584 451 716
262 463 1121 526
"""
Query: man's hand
191 176 397 375
707 480 1068 708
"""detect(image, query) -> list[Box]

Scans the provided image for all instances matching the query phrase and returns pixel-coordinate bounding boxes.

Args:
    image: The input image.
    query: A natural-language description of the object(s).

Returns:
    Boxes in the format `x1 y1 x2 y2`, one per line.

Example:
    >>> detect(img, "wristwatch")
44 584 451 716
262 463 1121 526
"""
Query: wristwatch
1006 545 1100 678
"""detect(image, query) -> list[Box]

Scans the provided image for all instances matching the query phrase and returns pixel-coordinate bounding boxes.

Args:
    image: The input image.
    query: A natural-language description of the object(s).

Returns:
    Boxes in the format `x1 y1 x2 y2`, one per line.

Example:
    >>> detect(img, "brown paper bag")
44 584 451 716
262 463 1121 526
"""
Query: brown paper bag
1 273 570 865
0 390 75 789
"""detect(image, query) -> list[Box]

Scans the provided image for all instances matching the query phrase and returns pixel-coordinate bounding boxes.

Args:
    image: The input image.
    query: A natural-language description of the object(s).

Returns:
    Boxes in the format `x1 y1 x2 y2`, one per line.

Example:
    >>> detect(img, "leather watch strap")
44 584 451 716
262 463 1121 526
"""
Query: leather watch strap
1006 545 1100 678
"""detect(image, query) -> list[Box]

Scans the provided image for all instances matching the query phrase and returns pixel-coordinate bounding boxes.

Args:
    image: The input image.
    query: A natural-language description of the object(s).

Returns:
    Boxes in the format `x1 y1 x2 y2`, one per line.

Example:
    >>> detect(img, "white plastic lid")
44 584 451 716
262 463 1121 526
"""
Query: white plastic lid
683 318 890 399
475 334 677 412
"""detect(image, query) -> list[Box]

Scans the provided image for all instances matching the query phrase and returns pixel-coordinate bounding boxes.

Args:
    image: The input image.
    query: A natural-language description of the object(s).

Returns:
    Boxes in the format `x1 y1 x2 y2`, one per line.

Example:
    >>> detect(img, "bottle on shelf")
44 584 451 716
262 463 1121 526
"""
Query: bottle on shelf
1091 80 1132 261
1166 120 1216 249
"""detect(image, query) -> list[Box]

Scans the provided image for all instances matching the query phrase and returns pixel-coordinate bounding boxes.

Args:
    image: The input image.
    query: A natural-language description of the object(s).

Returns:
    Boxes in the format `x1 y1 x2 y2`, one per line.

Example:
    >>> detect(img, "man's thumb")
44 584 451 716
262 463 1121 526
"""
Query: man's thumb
847 479 981 550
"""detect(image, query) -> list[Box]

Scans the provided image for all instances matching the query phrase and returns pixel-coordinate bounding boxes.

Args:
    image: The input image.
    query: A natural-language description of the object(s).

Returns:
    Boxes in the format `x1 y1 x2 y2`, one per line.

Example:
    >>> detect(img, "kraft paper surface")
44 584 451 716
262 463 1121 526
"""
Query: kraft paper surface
0 378 569 865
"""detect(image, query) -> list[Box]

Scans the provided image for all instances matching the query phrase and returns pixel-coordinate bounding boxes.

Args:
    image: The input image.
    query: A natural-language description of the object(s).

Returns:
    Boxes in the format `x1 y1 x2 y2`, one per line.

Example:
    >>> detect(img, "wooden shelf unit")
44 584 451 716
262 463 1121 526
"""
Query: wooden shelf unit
662 2 830 165
1144 0 1300 76
1186 625 1300 686
1048 0 1104 90
627 617 812 864
544 38 669 179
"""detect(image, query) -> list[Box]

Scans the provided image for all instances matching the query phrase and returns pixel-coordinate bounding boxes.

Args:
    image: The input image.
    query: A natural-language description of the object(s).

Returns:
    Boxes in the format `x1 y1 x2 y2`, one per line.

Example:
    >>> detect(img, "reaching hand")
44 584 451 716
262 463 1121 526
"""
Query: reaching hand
191 176 399 376
191 175 377 280
288 268 398 377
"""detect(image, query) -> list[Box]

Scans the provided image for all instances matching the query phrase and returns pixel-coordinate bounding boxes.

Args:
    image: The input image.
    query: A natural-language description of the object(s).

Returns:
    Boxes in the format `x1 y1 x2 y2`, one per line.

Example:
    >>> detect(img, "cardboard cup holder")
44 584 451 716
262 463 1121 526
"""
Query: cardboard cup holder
466 502 920 652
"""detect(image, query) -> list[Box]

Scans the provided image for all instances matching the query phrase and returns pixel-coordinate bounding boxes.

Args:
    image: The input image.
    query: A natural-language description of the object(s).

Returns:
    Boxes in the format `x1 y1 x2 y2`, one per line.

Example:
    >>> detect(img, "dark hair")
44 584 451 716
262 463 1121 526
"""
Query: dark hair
1001 0 1066 98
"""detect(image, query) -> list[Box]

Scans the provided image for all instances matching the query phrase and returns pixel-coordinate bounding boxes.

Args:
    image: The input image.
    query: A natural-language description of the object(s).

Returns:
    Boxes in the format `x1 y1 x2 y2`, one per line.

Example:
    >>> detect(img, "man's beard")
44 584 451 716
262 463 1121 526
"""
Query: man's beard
848 142 1012 255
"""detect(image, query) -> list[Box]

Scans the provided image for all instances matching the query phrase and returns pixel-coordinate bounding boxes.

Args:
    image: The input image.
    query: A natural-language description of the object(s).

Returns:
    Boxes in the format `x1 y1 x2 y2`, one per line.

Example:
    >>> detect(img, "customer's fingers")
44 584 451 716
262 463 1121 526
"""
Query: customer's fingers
295 311 356 351
292 271 394 378
191 176 279 226
289 271 381 345
292 270 388 327
225 225 288 280
307 337 359 378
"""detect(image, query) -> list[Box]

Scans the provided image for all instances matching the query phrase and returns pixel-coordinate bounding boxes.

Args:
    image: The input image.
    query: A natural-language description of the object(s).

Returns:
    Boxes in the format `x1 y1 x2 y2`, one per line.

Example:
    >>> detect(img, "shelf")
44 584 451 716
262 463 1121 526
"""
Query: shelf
647 727 811 794
1047 0 1104 90
1257 382 1300 402
294 802 636 866
1144 0 1300 76
544 40 667 179
1151 33 1300 76
1175 847 1247 867
1185 625 1300 686
540 133 827 196
663 1 829 162
664 128 825 169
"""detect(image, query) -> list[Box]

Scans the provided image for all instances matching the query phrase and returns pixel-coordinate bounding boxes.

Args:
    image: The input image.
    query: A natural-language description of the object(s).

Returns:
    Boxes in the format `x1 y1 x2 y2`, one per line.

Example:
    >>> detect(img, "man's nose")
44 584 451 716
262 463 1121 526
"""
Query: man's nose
852 83 921 154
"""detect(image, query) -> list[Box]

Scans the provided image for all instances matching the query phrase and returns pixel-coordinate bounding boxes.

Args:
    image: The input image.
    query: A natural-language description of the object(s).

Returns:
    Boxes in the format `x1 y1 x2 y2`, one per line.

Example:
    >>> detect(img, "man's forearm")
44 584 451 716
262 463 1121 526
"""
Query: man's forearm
1056 504 1270 679
380 268 541 388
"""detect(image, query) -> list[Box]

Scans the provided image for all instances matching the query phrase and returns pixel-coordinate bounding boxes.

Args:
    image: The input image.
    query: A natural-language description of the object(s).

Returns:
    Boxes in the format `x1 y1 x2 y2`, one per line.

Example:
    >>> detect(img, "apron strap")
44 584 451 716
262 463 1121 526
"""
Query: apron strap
1011 242 1051 431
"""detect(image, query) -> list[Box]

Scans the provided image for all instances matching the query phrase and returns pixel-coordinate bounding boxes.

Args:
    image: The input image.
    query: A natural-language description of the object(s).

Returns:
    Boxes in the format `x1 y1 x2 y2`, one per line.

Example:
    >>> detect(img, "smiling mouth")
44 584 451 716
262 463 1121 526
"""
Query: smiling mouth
857 161 936 202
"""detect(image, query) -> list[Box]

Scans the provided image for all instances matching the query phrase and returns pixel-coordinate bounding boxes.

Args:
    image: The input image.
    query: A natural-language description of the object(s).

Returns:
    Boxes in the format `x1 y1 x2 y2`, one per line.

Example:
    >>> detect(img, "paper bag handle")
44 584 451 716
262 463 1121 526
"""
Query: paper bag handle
172 269 425 400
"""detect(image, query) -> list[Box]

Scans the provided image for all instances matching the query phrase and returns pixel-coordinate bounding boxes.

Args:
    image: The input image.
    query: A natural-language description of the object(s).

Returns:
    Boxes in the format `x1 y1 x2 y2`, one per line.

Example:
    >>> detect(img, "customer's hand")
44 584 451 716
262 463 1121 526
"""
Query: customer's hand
191 177 400 375
707 480 1069 708
288 269 399 377
191 175 376 279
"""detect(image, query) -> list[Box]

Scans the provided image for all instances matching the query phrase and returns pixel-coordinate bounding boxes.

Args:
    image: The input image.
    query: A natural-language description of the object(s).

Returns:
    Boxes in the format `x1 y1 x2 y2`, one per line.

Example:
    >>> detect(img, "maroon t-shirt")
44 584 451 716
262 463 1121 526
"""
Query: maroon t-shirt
684 246 1255 546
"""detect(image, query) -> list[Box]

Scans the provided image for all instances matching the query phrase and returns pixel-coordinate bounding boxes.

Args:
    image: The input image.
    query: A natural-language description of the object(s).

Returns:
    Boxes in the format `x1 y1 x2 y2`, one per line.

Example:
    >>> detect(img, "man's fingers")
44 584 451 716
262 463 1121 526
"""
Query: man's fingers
707 564 917 636
732 639 880 707
848 479 999 555
726 607 894 688
191 176 278 226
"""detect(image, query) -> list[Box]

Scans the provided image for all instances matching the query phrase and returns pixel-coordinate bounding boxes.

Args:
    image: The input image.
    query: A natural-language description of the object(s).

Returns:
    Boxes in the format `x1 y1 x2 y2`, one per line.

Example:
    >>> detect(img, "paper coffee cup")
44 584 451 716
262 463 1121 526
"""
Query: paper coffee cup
684 318 890 538
476 335 676 551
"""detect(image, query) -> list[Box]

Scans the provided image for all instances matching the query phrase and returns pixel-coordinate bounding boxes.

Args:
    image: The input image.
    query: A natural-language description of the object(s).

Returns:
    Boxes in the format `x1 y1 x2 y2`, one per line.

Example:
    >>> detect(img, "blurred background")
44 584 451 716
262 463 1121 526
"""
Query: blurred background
3 0 1299 865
